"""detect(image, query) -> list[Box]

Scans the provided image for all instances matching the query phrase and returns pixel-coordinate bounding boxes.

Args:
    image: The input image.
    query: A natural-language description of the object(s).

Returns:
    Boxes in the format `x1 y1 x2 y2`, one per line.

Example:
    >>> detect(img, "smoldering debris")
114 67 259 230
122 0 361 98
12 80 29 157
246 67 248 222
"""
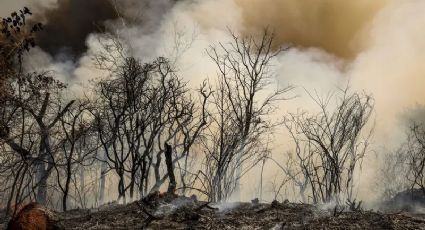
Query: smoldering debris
380 189 425 214
2 197 421 229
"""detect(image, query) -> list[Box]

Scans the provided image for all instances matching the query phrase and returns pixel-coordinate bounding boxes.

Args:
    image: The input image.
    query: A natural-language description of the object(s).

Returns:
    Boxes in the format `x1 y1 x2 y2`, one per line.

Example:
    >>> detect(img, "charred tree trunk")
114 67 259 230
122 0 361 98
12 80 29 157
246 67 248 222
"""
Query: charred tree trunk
62 158 72 211
36 145 50 206
164 143 176 194
99 152 108 206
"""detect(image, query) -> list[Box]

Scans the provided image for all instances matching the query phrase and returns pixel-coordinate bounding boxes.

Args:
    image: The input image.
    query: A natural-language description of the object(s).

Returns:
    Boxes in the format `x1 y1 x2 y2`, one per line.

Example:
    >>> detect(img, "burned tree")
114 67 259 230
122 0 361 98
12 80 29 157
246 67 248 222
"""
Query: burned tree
198 30 293 202
52 99 98 211
406 123 425 195
0 72 75 212
92 36 211 202
148 79 211 196
284 88 374 204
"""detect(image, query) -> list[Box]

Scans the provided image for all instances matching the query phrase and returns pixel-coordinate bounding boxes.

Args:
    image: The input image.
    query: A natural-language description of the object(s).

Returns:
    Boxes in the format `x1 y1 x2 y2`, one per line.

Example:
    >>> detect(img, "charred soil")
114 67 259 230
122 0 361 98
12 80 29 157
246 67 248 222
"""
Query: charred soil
2 196 425 229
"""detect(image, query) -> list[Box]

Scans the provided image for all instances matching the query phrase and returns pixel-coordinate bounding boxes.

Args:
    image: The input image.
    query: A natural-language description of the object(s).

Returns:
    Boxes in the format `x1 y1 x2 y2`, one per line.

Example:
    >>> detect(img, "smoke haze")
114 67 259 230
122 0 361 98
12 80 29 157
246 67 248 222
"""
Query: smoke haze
2 0 180 58
3 0 425 204
236 0 391 58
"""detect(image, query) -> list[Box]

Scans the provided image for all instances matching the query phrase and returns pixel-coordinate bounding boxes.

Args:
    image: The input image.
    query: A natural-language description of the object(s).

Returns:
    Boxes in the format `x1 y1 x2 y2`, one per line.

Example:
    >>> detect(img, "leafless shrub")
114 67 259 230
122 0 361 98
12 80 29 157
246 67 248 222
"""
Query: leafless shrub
406 123 425 194
375 146 410 201
283 87 374 204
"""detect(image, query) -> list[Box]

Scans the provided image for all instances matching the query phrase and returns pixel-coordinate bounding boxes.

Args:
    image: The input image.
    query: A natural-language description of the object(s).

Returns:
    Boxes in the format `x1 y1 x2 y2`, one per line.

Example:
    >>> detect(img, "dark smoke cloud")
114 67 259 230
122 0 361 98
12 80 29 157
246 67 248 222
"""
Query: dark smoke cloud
34 0 117 59
33 0 181 59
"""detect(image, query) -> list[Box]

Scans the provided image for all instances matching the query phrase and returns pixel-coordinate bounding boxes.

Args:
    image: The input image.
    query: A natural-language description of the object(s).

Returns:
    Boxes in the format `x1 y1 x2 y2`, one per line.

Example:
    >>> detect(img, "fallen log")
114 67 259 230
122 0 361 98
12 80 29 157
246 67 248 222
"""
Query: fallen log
7 202 62 230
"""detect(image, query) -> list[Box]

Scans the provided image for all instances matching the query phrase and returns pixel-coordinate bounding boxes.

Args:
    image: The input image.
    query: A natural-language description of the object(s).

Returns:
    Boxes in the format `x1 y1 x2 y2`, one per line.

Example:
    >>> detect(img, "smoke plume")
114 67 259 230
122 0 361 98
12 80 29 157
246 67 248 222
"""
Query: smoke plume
33 0 117 58
27 0 180 58
236 0 391 58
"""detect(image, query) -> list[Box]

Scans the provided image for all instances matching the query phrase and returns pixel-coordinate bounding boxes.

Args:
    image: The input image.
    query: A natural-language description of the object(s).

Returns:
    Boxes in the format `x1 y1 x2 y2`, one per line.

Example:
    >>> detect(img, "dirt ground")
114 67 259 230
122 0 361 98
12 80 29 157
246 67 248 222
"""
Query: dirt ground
2 196 425 229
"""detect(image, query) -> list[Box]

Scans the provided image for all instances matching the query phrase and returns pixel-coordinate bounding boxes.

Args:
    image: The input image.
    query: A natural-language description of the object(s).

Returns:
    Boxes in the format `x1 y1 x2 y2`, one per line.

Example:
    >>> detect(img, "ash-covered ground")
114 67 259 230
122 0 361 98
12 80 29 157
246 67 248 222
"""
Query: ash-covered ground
3 194 424 230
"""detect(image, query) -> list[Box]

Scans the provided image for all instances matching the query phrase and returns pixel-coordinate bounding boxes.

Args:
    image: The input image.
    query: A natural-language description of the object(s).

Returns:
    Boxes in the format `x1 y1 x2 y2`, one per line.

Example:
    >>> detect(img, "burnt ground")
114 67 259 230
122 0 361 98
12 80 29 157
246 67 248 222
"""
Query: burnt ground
2 196 425 229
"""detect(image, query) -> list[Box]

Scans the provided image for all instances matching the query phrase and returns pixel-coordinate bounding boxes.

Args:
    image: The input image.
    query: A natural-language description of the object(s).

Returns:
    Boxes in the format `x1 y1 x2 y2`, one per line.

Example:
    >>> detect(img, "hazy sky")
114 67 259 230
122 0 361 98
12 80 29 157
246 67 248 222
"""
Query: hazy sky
2 0 32 15
0 0 55 16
